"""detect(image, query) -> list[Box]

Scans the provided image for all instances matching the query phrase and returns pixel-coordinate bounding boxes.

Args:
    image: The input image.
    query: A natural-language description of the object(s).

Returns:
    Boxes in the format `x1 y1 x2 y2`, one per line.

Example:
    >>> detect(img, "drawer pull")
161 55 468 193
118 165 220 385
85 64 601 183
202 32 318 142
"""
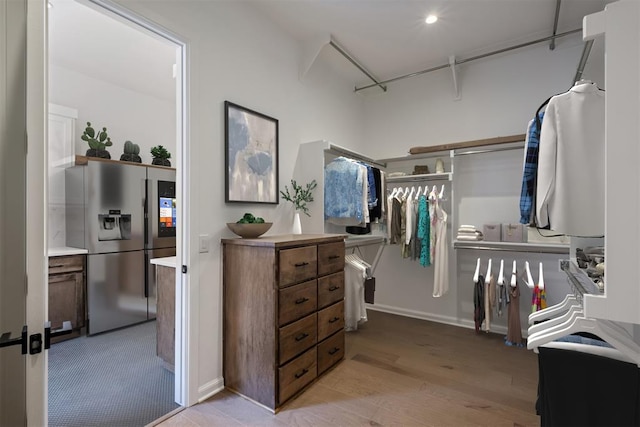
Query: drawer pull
294 332 309 342
294 262 309 267
328 316 340 324
328 347 340 355
294 368 309 379
328 255 340 260
328 286 340 292
295 297 309 305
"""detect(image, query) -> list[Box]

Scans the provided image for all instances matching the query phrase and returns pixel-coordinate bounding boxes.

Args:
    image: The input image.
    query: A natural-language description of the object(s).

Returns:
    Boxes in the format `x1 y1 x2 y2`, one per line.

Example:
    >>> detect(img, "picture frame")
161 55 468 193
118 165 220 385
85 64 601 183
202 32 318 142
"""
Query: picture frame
224 101 279 204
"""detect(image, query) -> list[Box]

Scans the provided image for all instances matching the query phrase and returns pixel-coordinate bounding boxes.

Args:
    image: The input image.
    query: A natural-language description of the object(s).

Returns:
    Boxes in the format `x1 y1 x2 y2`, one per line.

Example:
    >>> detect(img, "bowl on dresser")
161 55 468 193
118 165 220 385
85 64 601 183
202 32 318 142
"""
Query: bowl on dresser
226 222 273 238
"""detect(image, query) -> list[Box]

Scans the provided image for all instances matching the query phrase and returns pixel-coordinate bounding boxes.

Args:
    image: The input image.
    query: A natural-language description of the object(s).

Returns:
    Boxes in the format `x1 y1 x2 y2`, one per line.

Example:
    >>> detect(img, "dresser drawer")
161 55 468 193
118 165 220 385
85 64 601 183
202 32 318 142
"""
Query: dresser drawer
317 242 345 277
317 330 345 375
279 280 317 326
317 300 344 341
279 313 317 365
278 347 317 405
49 255 84 275
279 246 317 287
317 272 344 309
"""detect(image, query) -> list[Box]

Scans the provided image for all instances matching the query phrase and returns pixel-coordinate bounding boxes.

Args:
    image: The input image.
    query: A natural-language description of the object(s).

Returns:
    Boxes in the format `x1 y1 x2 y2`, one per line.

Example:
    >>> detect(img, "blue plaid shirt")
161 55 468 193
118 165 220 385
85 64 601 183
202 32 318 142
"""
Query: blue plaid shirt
520 111 545 224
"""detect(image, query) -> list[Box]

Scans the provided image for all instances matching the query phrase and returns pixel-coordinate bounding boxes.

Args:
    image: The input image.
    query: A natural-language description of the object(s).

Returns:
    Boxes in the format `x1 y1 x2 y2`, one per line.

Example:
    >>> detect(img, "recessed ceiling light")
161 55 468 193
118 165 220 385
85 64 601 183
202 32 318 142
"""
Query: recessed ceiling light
425 14 438 24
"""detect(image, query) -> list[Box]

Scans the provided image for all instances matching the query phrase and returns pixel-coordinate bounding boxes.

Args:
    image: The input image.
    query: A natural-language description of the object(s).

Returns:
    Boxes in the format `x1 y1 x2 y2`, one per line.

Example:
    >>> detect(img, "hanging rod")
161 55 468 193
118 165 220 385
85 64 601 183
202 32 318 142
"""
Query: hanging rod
326 144 387 168
550 0 562 50
355 27 582 92
329 39 387 92
453 143 525 157
573 39 594 84
454 241 570 254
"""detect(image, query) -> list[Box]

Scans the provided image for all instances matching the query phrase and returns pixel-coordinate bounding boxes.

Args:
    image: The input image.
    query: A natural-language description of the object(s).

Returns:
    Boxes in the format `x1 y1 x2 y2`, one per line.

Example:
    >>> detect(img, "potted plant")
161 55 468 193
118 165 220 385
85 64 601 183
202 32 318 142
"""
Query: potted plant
81 122 113 159
280 179 317 234
120 140 142 163
150 145 171 166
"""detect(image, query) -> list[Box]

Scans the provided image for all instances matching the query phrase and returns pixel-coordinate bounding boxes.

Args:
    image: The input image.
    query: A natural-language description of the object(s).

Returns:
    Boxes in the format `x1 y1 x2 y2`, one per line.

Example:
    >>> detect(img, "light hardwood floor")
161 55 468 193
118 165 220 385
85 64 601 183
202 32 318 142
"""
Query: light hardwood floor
155 310 539 427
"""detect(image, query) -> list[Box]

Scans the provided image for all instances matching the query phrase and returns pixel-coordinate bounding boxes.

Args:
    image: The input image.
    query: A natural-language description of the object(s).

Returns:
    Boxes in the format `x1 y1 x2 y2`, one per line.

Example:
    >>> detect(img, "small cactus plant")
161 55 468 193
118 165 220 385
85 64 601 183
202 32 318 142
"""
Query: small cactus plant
81 122 112 159
120 140 142 163
150 145 171 167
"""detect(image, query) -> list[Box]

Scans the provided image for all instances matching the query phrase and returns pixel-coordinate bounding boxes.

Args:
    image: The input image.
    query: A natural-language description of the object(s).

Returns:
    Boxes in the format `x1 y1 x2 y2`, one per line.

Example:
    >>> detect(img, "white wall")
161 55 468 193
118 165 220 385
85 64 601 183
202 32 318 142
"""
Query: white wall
49 64 176 164
362 34 604 158
114 0 364 404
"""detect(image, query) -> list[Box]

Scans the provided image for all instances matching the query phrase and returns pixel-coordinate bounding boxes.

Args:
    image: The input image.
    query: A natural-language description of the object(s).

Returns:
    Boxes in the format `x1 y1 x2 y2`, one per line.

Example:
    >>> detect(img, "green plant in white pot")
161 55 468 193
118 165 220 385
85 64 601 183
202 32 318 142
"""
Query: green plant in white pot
280 179 317 234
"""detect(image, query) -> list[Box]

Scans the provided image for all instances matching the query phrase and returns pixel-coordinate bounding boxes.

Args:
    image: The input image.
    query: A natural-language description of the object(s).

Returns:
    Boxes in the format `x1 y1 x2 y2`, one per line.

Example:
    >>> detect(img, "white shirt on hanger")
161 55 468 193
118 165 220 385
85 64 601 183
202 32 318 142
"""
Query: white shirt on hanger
536 82 605 236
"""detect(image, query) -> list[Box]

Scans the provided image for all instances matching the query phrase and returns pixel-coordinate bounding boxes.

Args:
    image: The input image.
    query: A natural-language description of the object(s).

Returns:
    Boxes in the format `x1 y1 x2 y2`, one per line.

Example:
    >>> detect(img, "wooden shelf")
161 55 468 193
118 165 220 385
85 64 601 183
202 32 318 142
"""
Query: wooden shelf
408 134 526 155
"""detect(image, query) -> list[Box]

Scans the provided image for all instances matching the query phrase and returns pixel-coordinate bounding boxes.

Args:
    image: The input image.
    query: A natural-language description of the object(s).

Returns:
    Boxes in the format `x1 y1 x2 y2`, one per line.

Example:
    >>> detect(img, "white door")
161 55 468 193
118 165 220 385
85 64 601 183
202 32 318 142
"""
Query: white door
0 0 48 425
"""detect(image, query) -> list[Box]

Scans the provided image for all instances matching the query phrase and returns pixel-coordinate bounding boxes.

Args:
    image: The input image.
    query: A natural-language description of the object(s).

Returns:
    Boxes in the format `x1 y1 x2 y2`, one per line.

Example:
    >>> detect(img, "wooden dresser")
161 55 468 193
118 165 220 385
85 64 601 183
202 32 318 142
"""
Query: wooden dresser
222 234 346 411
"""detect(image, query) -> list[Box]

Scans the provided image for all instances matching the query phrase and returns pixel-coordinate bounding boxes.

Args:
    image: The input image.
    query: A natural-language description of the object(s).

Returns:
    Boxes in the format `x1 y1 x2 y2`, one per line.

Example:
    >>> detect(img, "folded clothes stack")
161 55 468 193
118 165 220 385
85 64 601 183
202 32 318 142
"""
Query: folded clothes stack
457 225 484 241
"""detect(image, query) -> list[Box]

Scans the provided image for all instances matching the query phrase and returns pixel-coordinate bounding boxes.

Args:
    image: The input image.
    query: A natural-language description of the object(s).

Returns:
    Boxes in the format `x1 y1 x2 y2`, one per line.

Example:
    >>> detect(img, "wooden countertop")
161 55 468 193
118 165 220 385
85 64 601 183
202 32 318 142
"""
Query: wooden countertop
221 233 346 248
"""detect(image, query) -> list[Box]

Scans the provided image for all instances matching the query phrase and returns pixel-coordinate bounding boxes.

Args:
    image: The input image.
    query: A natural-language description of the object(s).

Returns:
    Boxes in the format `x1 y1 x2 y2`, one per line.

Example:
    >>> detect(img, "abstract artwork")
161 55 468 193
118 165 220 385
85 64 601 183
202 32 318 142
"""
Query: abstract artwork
225 101 279 204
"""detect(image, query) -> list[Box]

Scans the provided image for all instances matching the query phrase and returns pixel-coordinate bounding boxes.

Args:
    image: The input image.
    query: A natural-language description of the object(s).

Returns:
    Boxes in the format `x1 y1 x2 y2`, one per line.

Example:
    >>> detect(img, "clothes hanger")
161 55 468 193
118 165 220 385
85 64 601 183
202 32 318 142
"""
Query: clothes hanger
408 186 415 200
524 261 535 289
528 293 579 325
528 303 583 335
538 262 544 290
510 260 517 288
526 312 640 366
438 184 445 200
415 186 422 200
485 258 492 280
473 258 481 283
497 259 504 286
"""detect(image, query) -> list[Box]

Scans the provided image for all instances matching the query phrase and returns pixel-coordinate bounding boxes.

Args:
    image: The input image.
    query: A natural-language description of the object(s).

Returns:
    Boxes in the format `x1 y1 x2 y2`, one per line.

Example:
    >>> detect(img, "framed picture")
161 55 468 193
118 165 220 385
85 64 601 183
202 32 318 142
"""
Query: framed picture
225 101 279 204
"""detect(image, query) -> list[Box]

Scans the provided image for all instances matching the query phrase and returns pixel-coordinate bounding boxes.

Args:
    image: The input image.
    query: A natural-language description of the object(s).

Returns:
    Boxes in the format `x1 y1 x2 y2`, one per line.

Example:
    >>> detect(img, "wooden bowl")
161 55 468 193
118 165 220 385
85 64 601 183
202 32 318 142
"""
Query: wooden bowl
226 222 273 238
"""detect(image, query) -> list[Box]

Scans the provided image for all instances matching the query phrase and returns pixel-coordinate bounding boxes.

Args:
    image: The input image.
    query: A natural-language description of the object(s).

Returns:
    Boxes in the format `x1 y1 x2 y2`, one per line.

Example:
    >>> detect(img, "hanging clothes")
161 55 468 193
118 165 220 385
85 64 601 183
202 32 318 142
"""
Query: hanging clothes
536 82 605 236
432 199 448 297
344 254 368 331
519 110 545 225
324 157 367 225
484 273 495 332
389 195 402 244
505 284 523 347
417 194 430 267
531 283 547 313
473 275 485 333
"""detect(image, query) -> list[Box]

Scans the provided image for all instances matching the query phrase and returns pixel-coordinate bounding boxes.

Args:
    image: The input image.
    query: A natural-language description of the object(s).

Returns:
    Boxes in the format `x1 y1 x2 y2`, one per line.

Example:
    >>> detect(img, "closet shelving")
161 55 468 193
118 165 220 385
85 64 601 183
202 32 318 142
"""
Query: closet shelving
559 259 603 296
454 240 570 254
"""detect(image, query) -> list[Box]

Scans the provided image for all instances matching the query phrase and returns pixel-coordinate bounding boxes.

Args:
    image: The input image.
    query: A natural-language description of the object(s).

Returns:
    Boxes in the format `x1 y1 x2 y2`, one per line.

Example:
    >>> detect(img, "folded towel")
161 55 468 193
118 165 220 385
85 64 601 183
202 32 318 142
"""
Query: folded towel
457 235 484 241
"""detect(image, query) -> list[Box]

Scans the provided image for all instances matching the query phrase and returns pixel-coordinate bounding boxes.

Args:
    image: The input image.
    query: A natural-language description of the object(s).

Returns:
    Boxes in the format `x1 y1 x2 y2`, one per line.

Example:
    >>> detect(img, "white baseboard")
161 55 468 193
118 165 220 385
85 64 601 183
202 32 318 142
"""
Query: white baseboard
197 377 224 404
366 303 524 337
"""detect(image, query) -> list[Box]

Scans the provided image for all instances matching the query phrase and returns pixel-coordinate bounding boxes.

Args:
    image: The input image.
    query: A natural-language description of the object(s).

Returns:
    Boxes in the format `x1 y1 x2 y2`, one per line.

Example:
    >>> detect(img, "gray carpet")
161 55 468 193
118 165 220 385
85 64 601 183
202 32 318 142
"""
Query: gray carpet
48 321 180 427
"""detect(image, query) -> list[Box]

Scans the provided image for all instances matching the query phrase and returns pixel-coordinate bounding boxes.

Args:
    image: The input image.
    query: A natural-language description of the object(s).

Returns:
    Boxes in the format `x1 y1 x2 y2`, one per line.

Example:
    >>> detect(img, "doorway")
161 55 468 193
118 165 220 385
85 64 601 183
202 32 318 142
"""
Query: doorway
47 0 187 425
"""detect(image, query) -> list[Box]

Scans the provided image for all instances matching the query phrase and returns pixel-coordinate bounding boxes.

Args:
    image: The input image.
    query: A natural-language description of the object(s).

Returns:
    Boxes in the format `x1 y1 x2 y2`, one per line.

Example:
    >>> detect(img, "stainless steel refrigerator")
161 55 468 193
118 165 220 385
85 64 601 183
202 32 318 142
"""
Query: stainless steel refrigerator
66 160 176 335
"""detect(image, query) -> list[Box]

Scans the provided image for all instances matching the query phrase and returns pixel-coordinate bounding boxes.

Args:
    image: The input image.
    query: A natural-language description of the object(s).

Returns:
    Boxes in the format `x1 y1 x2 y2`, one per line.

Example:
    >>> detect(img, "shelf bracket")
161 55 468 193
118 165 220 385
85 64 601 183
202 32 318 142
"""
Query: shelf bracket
449 56 461 101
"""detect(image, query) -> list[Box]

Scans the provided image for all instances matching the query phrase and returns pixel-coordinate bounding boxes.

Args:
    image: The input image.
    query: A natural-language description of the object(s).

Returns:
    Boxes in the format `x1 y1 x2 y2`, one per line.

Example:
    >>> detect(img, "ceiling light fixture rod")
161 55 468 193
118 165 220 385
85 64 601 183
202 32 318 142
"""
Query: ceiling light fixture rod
355 27 582 92
329 39 387 92
550 0 562 50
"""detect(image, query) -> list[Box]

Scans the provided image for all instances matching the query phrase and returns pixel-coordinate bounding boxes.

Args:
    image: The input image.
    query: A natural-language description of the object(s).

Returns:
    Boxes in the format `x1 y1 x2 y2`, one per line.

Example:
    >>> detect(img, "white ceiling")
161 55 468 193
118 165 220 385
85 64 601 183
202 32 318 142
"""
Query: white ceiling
48 0 610 98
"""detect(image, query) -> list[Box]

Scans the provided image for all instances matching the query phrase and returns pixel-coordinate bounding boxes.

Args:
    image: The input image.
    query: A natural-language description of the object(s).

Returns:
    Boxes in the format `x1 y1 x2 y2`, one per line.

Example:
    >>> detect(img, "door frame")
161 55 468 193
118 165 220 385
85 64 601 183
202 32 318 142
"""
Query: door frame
26 0 48 424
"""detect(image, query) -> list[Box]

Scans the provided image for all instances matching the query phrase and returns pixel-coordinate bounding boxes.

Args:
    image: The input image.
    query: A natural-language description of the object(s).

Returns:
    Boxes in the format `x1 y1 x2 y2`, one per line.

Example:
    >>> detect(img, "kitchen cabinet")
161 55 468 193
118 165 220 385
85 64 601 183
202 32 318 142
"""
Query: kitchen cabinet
222 234 345 411
151 258 176 371
48 254 85 343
